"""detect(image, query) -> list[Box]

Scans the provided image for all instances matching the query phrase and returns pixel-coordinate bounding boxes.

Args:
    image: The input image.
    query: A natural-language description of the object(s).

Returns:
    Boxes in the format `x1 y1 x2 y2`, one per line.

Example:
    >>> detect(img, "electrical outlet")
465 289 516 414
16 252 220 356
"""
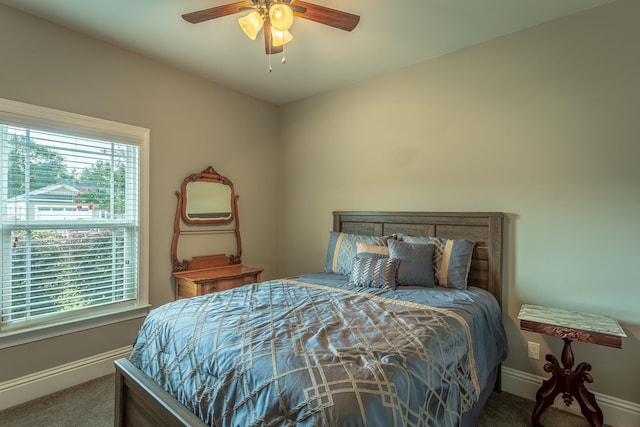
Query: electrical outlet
528 341 540 360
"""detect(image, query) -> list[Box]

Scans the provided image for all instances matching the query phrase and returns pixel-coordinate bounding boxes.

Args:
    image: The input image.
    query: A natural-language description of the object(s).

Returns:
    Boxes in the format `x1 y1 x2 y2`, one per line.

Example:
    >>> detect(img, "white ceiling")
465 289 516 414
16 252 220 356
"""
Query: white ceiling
0 0 613 105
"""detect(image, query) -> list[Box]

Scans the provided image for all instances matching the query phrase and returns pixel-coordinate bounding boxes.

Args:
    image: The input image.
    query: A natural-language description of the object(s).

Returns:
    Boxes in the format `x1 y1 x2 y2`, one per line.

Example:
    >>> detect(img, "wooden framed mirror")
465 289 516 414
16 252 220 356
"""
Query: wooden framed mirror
181 167 234 224
171 166 242 272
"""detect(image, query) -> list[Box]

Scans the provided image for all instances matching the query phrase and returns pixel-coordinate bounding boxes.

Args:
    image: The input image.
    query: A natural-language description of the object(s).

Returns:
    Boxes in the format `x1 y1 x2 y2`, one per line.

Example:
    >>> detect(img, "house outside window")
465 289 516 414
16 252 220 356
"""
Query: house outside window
0 98 149 347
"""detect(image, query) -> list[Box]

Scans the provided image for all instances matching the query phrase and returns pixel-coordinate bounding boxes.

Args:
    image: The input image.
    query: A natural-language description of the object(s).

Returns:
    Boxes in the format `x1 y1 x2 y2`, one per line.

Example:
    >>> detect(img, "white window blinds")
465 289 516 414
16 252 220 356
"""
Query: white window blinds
0 99 148 333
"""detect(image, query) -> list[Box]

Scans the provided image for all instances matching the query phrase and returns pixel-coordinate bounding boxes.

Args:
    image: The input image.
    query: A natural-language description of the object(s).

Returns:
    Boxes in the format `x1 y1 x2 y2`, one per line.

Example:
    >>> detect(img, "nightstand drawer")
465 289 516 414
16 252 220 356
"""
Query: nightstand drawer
173 265 263 300
199 275 257 294
175 278 198 298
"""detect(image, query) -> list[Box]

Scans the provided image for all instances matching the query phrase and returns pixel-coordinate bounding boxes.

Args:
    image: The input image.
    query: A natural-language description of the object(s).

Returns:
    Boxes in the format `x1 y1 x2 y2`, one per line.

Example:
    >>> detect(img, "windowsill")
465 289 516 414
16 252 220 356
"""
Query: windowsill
0 303 151 349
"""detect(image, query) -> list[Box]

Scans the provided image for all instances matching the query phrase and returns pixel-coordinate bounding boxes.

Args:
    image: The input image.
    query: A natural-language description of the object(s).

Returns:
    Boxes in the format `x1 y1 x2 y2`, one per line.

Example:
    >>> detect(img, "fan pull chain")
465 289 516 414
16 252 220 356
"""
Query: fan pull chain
281 31 286 64
267 31 287 72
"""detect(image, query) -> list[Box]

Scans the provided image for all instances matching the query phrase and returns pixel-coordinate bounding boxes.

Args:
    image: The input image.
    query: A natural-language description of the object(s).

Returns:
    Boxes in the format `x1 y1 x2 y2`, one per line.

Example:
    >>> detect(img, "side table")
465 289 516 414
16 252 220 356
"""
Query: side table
518 304 626 427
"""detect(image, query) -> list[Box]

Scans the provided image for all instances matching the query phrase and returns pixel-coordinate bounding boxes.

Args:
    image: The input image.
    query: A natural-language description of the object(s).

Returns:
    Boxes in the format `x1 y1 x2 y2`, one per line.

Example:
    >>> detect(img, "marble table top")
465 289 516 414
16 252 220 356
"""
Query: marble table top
518 304 626 338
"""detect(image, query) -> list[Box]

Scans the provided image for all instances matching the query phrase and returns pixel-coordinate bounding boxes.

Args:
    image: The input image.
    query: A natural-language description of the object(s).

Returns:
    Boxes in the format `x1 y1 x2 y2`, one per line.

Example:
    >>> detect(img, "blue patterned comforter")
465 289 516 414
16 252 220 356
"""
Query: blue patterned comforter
129 273 507 427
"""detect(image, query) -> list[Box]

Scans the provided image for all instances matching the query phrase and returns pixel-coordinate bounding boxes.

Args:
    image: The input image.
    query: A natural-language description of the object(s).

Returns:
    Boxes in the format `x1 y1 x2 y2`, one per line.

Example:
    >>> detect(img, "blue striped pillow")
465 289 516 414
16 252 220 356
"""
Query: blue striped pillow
438 238 475 289
325 232 388 276
349 257 400 289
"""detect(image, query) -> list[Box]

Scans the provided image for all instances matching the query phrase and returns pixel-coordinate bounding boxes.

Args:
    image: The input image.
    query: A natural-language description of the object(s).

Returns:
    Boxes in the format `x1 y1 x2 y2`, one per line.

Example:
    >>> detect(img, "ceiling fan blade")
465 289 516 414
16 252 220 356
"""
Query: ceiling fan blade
290 4 306 13
293 1 360 32
182 1 252 24
263 18 284 55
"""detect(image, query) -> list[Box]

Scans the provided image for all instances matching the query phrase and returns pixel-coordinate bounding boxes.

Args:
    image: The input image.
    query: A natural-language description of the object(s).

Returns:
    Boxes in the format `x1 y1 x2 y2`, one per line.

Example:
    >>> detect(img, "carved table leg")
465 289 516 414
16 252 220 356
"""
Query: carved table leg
532 354 562 427
531 338 603 427
573 362 603 427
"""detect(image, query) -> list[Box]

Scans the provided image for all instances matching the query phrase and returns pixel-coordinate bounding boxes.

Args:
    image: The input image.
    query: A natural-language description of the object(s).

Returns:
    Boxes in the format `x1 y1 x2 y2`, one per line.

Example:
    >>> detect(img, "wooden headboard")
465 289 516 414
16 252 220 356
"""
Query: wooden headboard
333 211 505 307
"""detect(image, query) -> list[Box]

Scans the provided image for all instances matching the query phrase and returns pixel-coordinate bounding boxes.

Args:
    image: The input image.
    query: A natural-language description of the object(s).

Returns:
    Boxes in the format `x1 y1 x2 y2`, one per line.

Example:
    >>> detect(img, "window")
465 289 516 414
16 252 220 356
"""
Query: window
0 98 149 345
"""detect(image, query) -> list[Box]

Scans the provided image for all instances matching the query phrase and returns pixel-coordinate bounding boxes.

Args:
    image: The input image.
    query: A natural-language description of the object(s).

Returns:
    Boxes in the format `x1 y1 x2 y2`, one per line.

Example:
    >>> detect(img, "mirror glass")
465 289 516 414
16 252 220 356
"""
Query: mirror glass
184 181 232 221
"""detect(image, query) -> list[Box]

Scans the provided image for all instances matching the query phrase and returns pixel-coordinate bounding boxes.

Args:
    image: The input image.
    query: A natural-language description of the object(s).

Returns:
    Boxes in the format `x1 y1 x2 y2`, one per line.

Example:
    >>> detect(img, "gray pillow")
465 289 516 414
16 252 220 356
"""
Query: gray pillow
396 233 476 289
388 239 435 287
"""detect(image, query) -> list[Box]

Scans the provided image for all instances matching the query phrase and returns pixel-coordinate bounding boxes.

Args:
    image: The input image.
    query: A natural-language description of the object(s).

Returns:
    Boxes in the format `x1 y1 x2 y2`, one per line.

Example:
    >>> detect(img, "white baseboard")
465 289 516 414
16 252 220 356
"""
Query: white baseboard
502 366 640 427
0 345 131 411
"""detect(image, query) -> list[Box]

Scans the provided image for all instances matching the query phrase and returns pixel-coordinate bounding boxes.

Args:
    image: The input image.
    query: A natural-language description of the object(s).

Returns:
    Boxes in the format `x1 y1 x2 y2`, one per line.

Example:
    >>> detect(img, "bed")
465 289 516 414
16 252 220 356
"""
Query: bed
115 211 507 427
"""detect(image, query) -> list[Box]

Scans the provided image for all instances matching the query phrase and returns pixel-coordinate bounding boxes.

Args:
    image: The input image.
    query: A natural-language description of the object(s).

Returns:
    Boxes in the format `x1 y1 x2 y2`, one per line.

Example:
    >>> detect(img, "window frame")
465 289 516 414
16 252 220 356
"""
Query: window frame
0 98 150 349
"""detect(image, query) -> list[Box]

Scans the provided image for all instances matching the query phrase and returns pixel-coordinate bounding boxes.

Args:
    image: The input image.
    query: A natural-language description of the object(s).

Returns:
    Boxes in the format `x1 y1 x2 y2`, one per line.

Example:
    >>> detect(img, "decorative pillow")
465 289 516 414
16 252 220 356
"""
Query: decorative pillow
397 233 476 289
356 241 390 259
388 239 435 287
349 257 400 290
438 238 476 289
325 232 388 276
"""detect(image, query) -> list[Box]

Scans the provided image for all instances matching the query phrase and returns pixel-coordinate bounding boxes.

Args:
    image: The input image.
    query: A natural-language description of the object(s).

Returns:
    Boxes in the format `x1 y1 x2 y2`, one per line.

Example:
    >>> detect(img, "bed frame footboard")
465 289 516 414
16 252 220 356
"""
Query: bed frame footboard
114 358 207 427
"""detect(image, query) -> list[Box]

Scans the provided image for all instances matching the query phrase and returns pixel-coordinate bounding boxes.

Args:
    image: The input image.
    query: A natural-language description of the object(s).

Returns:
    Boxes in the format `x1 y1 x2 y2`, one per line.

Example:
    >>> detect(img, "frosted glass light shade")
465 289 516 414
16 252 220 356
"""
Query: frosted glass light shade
269 4 294 31
238 11 264 40
271 29 293 47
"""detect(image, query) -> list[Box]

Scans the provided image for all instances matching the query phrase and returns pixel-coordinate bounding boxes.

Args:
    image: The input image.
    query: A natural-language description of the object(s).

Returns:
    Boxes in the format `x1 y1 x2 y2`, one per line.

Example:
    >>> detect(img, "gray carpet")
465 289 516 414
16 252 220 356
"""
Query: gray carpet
0 374 597 426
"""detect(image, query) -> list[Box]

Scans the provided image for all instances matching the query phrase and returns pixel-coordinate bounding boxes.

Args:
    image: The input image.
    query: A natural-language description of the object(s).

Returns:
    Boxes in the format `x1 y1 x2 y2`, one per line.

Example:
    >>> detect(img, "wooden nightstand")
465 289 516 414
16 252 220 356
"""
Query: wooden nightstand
173 264 263 300
518 304 626 427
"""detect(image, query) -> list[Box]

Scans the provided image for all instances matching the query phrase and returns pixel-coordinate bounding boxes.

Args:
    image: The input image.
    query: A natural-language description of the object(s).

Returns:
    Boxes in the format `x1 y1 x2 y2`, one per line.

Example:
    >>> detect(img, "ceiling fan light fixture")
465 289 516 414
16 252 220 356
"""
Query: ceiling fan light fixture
271 29 293 47
238 11 264 40
184 0 360 71
269 4 294 31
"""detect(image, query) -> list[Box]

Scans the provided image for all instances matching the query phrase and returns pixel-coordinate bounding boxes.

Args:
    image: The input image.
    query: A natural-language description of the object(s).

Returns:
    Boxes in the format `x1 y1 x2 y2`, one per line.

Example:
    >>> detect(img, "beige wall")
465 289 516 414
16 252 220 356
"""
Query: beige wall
279 0 640 403
0 5 280 381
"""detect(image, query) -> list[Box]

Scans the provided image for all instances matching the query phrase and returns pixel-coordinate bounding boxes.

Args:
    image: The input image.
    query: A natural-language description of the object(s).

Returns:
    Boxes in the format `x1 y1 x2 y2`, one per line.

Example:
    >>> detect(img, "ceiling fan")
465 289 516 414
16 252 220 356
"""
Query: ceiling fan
182 1 360 56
